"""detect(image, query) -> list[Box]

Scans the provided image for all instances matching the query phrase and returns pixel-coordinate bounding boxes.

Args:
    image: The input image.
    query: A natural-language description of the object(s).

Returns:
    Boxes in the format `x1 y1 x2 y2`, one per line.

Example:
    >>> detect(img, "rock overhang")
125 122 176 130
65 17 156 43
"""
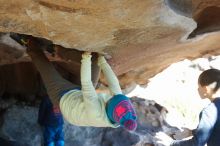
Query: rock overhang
0 0 220 86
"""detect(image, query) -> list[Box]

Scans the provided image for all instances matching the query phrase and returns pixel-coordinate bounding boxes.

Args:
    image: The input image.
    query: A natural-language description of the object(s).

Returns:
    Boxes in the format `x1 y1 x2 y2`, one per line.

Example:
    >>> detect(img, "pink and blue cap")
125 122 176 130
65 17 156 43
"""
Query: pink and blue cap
106 94 137 131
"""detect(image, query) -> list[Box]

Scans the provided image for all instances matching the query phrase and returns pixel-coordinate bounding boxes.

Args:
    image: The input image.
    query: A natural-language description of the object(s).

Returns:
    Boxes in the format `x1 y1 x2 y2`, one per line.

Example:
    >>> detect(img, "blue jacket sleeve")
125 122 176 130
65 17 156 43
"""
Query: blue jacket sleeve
171 103 218 146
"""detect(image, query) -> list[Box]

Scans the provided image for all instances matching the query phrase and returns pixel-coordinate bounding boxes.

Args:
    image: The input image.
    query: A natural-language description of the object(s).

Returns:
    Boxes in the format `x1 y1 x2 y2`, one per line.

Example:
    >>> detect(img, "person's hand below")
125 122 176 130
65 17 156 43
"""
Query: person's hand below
155 132 174 146
173 127 192 140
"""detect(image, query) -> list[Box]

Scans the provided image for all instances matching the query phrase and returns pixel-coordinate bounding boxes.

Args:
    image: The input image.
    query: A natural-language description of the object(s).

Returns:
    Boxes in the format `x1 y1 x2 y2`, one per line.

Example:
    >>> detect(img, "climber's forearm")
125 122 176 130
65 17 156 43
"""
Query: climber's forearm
81 53 92 84
91 58 101 88
98 56 122 95
80 53 99 105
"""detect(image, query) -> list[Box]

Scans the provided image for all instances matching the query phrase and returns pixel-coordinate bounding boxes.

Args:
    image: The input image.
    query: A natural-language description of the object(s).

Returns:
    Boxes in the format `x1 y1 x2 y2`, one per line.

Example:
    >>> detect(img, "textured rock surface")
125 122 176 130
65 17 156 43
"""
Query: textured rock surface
1 1 220 86
0 0 191 49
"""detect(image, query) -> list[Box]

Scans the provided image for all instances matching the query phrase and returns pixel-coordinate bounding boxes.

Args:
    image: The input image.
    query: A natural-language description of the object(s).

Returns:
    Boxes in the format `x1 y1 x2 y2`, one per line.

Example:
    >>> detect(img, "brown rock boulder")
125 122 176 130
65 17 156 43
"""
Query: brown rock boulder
0 0 220 86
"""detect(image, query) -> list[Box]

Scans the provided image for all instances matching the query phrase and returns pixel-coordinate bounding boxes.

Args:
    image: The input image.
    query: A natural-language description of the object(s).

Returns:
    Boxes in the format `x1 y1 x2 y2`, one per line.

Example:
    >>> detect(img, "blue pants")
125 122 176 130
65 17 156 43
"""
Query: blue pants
43 125 64 146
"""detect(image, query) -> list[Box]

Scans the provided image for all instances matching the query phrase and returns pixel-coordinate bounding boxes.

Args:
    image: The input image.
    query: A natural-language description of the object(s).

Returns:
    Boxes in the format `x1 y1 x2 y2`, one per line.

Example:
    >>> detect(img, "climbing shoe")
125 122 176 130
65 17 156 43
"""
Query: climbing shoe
10 32 55 54
9 32 30 47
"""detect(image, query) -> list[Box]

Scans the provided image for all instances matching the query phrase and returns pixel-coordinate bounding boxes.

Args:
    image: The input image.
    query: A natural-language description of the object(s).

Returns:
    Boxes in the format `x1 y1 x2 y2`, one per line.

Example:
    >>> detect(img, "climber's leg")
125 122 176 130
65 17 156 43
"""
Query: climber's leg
26 37 79 105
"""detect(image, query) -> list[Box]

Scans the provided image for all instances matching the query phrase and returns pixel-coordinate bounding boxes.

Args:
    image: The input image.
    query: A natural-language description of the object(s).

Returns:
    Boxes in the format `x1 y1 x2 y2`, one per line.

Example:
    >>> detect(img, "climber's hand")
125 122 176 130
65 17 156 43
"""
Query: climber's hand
82 51 92 59
98 52 112 60
98 52 107 56
83 51 91 56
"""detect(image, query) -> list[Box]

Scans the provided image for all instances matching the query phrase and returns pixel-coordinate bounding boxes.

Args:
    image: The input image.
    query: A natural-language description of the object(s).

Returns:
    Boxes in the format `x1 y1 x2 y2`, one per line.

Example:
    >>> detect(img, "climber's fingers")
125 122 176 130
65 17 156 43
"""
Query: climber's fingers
98 52 112 60
83 51 91 56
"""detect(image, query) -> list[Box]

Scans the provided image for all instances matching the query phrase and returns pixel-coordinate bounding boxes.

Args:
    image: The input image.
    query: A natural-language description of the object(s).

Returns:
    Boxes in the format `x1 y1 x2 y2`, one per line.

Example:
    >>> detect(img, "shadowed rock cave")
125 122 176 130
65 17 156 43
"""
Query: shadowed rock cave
0 32 218 146
0 33 173 146
2 0 220 85
0 33 181 146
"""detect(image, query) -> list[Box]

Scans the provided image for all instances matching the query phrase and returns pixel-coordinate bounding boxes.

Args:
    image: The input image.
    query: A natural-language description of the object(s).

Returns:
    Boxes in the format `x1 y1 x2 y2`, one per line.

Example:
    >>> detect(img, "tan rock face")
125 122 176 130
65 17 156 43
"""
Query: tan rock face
1 0 169 50
0 0 220 87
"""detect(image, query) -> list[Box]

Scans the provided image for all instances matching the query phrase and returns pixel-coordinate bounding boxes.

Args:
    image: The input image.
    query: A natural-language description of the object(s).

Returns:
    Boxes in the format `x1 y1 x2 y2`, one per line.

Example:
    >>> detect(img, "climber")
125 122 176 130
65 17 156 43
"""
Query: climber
156 69 220 146
11 34 137 131
38 95 64 146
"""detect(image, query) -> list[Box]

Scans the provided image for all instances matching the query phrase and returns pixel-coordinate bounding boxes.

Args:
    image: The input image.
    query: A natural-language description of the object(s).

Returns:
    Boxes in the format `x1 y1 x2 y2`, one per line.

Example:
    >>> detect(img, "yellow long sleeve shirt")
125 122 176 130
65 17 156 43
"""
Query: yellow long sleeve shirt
60 54 122 127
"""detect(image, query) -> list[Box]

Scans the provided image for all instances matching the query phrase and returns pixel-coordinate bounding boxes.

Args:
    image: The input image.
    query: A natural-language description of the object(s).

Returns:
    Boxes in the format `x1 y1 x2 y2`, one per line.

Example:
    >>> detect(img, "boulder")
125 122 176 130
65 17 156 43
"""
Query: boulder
0 1 220 85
